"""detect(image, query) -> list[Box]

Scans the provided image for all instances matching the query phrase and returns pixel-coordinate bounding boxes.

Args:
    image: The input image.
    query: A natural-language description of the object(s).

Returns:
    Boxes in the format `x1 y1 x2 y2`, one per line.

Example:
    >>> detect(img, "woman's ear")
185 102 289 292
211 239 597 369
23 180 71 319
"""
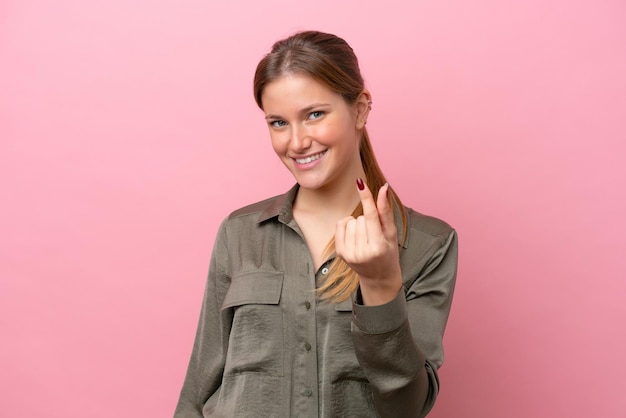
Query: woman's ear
355 90 372 129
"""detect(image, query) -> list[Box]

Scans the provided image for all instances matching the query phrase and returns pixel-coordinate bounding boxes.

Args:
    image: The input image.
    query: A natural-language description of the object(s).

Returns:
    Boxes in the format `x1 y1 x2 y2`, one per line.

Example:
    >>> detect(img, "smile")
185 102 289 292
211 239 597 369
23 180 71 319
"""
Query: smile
294 151 326 164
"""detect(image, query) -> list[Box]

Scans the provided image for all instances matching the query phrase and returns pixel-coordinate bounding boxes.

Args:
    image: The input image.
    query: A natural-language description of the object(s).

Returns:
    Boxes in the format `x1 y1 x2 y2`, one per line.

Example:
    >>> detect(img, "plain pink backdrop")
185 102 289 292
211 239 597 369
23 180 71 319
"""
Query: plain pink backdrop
2 1 625 417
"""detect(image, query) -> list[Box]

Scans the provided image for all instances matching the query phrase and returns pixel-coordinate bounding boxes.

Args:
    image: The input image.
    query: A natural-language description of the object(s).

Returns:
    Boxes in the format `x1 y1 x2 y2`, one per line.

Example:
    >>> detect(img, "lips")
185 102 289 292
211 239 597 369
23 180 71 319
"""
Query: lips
294 151 326 164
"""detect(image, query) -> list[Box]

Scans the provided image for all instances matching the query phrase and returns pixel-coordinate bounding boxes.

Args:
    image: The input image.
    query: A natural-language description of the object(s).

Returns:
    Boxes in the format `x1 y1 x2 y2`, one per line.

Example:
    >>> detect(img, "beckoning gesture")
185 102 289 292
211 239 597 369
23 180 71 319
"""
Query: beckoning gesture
335 178 404 306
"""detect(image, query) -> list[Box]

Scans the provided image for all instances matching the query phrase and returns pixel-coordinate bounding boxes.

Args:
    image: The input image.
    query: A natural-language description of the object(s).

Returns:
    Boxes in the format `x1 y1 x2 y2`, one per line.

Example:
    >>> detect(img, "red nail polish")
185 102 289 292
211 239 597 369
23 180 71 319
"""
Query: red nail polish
356 178 364 191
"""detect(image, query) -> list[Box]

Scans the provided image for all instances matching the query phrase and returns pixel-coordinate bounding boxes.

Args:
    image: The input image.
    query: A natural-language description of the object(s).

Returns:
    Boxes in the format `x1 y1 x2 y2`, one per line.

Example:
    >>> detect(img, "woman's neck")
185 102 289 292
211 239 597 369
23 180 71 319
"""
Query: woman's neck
294 169 366 219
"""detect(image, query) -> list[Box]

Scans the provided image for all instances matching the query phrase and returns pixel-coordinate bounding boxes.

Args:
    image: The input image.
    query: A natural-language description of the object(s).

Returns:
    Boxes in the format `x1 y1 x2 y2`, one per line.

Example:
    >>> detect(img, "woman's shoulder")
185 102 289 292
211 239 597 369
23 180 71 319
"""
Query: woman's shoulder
214 193 286 241
224 185 297 225
225 184 298 221
403 206 455 241
228 194 284 220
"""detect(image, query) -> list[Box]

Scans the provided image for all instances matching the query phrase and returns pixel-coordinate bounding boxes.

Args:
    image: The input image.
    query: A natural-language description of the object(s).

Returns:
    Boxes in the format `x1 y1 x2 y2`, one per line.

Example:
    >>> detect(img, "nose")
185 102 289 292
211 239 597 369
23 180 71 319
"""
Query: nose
289 124 311 152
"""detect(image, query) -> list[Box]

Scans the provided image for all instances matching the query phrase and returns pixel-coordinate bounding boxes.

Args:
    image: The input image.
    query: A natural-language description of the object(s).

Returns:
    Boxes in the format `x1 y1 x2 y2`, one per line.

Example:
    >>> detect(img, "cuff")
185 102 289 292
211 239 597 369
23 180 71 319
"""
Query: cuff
351 288 407 334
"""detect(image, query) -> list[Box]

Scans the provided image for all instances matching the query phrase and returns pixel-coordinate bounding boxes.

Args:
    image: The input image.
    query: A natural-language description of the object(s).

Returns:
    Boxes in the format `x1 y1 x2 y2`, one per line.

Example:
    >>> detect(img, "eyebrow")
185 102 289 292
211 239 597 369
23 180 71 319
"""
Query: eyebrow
265 102 331 120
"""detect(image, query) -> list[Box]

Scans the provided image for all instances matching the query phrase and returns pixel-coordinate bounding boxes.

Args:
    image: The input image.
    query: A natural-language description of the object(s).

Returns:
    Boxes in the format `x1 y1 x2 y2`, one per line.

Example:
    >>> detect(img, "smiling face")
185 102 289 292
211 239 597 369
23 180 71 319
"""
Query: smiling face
261 74 368 192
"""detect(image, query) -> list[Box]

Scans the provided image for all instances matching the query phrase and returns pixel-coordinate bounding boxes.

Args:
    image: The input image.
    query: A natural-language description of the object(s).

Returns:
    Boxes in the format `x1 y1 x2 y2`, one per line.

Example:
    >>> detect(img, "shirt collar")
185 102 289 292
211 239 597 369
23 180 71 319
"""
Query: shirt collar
256 183 299 225
256 183 408 249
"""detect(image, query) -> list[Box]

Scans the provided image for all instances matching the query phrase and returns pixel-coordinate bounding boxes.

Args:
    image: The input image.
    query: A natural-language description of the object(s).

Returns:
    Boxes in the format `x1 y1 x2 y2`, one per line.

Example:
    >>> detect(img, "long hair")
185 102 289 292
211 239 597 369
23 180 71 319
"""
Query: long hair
253 31 407 302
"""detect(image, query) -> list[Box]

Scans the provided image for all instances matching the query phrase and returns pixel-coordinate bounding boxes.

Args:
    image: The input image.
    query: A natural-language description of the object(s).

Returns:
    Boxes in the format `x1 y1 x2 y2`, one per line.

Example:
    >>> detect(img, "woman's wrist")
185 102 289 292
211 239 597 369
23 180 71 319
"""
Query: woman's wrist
358 274 403 306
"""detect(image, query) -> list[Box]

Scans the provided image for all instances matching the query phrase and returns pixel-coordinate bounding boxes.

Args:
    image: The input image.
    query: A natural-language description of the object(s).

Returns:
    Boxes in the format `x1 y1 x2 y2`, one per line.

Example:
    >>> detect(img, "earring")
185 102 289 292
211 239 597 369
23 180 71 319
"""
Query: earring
367 100 372 110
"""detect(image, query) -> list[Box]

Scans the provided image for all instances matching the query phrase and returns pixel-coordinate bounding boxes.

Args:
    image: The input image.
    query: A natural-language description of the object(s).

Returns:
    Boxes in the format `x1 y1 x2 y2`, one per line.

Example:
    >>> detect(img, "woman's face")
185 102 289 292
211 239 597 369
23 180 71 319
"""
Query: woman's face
261 74 367 192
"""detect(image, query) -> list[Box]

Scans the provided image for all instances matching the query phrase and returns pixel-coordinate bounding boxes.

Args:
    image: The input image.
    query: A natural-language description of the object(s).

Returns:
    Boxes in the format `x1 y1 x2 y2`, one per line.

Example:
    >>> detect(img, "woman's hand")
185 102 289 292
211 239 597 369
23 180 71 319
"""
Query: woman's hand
335 179 403 305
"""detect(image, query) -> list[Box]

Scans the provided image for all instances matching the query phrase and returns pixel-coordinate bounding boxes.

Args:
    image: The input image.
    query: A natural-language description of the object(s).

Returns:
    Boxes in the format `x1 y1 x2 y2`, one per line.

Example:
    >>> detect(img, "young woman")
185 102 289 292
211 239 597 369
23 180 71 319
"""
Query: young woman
174 31 458 417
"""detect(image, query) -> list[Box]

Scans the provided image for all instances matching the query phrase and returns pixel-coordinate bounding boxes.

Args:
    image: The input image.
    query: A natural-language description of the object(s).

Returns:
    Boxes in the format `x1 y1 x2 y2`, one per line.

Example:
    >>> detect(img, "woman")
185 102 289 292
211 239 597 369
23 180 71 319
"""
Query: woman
174 30 458 417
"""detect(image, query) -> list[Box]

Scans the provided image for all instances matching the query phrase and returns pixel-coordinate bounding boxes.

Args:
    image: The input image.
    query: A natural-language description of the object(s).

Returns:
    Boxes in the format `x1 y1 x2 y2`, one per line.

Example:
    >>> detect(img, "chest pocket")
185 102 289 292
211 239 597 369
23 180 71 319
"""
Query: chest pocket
221 270 284 376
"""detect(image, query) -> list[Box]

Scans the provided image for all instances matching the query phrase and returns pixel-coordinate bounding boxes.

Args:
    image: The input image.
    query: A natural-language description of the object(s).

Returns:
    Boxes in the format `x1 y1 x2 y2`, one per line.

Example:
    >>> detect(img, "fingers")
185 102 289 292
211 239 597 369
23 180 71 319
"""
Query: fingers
335 216 357 257
336 179 398 262
356 178 398 242
355 215 367 253
356 178 377 218
356 178 383 239
376 182 397 241
335 215 363 263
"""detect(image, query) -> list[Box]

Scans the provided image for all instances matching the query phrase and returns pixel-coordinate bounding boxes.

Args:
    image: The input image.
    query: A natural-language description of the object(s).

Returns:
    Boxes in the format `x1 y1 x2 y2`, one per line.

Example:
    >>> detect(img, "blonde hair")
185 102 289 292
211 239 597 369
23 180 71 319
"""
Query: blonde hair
254 31 407 302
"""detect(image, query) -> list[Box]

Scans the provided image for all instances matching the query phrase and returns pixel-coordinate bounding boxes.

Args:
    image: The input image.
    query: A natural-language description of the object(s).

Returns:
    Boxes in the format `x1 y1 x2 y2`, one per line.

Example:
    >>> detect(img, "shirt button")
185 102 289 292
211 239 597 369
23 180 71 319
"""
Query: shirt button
304 342 311 351
304 388 312 397
321 267 329 275
305 301 311 310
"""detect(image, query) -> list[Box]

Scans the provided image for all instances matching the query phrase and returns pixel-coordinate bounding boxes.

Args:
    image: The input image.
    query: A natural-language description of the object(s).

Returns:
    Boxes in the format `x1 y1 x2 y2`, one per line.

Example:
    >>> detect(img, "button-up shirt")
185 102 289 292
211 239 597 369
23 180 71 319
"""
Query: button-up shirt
174 185 458 417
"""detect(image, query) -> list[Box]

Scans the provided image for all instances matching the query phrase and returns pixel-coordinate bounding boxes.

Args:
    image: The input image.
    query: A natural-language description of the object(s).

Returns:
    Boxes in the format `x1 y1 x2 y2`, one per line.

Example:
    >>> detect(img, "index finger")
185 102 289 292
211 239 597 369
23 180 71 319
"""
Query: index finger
356 177 383 238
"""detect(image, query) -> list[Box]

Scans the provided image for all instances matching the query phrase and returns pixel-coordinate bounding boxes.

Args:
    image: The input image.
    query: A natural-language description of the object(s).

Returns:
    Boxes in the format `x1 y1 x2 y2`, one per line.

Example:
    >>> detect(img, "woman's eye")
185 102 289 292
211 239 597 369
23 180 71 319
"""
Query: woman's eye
270 120 287 128
307 111 324 120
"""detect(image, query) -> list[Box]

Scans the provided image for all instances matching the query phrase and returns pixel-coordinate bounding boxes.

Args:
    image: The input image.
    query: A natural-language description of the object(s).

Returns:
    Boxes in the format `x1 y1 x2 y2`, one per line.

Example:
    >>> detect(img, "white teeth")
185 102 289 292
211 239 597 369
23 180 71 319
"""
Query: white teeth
295 151 325 164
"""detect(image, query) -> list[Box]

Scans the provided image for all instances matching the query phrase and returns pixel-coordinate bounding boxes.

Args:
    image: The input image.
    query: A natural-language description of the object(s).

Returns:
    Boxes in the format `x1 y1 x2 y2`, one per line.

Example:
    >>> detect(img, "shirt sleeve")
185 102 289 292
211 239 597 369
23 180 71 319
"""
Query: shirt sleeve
174 221 231 418
351 229 458 418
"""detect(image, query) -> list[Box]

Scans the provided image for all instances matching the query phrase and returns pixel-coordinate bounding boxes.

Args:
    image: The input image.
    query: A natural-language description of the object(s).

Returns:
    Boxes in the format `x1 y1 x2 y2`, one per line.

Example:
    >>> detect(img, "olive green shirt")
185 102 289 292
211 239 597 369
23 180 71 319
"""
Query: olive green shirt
174 185 457 417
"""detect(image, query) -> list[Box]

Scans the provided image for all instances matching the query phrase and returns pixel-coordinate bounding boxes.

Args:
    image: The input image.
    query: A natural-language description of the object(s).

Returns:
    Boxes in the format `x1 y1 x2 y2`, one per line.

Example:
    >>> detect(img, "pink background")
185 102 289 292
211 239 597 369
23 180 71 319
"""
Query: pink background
2 1 625 417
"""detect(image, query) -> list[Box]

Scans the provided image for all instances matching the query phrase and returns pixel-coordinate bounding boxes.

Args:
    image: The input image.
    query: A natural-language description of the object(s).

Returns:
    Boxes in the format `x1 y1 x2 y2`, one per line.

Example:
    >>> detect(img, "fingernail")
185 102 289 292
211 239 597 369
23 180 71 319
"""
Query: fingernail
356 178 365 191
